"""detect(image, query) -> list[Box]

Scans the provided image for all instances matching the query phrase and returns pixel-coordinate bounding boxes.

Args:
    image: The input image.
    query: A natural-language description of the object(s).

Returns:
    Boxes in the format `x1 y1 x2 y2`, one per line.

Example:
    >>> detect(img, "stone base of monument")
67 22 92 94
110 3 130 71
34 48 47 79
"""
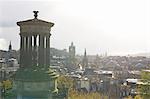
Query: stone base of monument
5 66 61 99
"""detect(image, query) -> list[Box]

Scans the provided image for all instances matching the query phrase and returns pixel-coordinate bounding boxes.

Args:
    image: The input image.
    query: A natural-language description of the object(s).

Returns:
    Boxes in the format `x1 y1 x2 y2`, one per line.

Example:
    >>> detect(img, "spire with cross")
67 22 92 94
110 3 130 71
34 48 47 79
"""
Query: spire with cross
9 41 12 51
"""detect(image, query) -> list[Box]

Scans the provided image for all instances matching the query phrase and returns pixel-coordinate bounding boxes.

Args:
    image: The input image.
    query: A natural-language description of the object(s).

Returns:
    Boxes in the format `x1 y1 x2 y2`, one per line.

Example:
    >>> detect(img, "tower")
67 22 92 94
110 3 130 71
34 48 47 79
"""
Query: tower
82 49 88 69
7 41 13 59
69 42 75 59
67 42 76 71
8 41 12 51
7 11 59 99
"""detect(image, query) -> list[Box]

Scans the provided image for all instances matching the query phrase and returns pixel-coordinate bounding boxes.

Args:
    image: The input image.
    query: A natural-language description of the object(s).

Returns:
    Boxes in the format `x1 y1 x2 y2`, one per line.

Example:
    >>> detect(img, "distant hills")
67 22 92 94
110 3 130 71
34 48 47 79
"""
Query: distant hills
130 53 150 57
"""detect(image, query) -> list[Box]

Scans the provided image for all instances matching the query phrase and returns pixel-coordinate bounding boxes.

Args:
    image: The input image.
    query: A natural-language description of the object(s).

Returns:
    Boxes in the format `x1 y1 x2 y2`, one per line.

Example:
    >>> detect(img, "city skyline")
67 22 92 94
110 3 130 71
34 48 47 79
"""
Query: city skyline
0 0 150 55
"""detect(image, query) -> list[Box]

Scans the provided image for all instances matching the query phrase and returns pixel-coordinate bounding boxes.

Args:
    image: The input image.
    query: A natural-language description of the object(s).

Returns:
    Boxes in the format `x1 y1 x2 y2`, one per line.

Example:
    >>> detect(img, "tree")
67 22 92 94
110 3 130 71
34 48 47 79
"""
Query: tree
124 96 132 99
57 75 74 89
138 71 150 98
134 95 142 99
68 89 108 99
57 75 109 99
2 80 12 90
57 75 74 98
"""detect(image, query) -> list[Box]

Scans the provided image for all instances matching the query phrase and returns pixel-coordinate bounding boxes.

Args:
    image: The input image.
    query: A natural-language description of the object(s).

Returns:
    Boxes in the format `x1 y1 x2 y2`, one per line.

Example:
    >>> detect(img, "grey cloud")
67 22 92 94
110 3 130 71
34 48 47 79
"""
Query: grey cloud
0 21 16 27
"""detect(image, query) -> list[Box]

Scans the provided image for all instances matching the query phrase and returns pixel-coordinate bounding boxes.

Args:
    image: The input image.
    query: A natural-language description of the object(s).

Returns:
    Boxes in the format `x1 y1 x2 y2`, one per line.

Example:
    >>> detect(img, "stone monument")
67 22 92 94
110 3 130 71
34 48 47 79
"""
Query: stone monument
6 11 59 99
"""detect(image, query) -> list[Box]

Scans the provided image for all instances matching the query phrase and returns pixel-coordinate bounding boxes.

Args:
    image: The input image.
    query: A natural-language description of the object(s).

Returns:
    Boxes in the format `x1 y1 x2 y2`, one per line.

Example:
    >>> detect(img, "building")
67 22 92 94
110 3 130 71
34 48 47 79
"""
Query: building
69 42 75 60
6 11 63 99
76 77 90 92
66 42 77 72
82 49 88 69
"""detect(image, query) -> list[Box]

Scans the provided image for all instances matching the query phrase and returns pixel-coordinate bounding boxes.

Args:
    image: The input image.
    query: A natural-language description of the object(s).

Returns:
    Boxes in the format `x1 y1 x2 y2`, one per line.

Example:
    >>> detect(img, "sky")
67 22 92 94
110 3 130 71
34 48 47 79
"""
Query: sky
0 0 150 55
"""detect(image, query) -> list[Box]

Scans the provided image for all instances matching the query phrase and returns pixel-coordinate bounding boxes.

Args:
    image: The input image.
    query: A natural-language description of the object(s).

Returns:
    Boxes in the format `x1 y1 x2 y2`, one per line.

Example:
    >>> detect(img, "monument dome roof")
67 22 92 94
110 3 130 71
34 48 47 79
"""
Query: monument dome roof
17 18 54 27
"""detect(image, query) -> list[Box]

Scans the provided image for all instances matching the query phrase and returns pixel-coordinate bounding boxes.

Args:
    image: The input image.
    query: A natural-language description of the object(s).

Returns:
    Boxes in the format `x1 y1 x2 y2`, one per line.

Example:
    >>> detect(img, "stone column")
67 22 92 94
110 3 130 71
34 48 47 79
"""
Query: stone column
38 35 45 66
25 36 29 66
33 35 37 66
28 35 32 66
20 35 24 67
46 34 50 67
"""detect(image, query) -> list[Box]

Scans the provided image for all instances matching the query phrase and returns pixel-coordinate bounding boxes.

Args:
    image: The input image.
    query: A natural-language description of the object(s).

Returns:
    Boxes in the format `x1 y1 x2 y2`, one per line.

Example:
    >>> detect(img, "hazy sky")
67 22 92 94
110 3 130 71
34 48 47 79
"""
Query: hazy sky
0 0 150 55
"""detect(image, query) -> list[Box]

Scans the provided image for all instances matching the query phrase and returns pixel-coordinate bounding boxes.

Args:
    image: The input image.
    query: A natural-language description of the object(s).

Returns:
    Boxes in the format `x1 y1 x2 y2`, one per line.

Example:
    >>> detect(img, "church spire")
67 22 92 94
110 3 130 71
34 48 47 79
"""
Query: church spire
82 48 88 69
84 48 87 57
9 41 12 51
71 42 73 46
